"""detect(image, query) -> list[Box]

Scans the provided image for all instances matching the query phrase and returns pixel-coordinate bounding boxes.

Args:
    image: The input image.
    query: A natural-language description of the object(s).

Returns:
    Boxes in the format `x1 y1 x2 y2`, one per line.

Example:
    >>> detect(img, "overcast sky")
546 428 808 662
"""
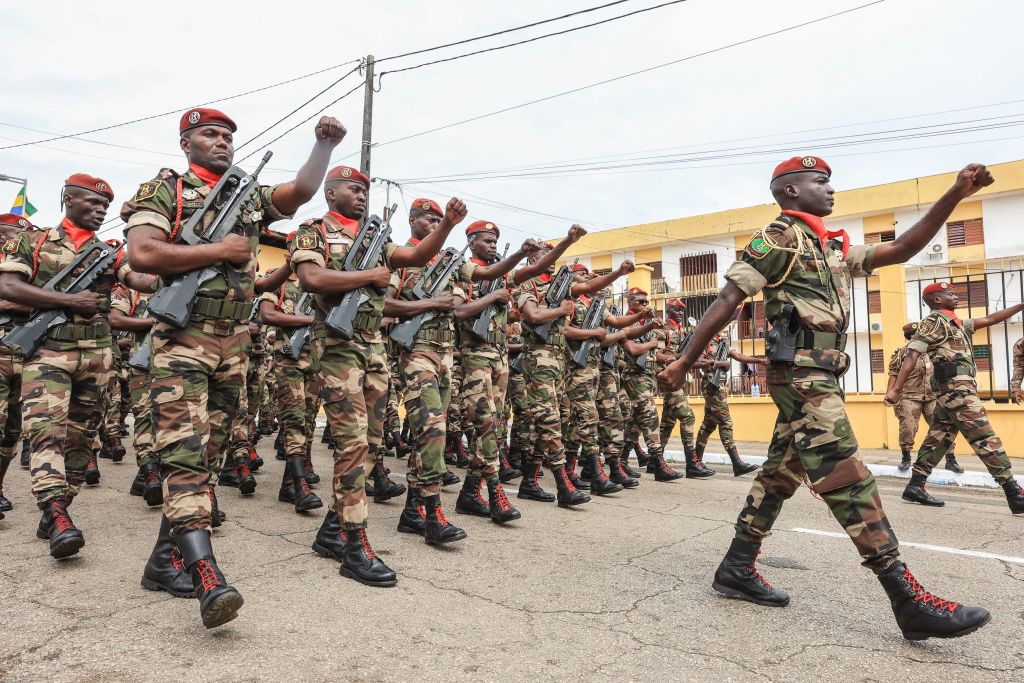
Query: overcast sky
1 0 1021 248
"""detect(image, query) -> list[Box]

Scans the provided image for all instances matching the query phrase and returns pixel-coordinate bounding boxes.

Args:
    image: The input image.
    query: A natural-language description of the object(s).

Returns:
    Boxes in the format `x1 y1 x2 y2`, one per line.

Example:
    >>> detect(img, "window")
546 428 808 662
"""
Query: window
950 280 988 309
974 345 991 372
640 261 663 280
864 230 896 244
591 268 611 277
946 218 984 247
738 300 765 338
867 290 881 314
678 252 718 293
870 349 884 374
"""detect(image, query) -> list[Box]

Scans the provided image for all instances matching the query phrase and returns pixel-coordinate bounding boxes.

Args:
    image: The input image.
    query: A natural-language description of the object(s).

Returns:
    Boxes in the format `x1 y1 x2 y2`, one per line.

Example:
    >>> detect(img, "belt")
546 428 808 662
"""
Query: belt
417 328 456 344
353 311 382 333
190 296 253 322
797 329 847 351
49 322 111 341
462 330 507 348
530 334 565 348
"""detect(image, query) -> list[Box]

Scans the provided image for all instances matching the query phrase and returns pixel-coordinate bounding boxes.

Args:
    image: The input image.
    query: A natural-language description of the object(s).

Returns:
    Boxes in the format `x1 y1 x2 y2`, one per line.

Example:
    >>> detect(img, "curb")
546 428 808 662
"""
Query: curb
664 450 1023 490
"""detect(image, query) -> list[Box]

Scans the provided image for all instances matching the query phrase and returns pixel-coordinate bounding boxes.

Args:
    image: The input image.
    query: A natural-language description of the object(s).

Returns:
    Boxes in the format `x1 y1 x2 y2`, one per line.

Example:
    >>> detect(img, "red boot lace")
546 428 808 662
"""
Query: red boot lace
194 559 221 593
561 467 578 494
237 460 252 478
416 505 426 521
531 466 541 486
746 550 773 589
88 452 97 468
613 460 629 480
494 483 513 511
659 455 678 474
49 502 73 534
304 460 315 475
474 478 488 505
355 529 378 560
171 548 185 572
434 505 452 527
299 477 314 495
146 468 161 485
248 444 259 460
902 567 959 613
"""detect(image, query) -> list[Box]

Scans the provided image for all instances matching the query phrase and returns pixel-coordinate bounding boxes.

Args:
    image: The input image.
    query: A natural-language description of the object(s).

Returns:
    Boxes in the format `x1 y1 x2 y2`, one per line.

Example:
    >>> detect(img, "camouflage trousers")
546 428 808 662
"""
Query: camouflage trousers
314 331 387 529
101 349 124 441
401 347 452 496
274 351 321 462
507 363 530 458
660 389 695 450
23 344 112 504
118 351 131 426
245 352 266 440
385 355 402 437
128 367 155 467
913 382 1014 484
460 345 508 477
448 353 463 436
894 396 935 452
597 367 625 453
0 343 24 464
521 345 567 467
735 366 899 572
621 370 662 455
150 321 248 537
565 362 606 462
696 385 735 452
258 356 277 428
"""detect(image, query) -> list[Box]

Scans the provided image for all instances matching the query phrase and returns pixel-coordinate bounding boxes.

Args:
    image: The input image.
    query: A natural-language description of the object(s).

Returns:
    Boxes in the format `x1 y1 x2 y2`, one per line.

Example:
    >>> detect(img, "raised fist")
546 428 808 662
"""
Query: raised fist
952 163 994 199
315 116 346 147
568 224 587 242
445 198 468 225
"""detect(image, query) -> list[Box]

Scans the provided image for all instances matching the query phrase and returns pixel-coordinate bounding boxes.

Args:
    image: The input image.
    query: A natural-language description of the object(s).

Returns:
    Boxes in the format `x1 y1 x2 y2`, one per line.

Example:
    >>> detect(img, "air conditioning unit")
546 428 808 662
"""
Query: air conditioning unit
926 242 945 261
870 322 882 332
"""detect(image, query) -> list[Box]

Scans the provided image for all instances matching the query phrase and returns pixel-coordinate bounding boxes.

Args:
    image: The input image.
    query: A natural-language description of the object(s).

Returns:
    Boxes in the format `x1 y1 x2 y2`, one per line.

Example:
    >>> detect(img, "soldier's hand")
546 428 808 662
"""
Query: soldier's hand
431 293 456 312
220 233 252 266
315 116 346 147
567 224 587 242
444 198 468 226
651 318 665 329
592 327 607 341
558 299 575 316
951 163 994 199
617 259 635 275
67 291 104 316
658 358 690 392
521 239 541 254
491 288 512 305
368 266 391 289
883 390 900 407
1012 390 1024 405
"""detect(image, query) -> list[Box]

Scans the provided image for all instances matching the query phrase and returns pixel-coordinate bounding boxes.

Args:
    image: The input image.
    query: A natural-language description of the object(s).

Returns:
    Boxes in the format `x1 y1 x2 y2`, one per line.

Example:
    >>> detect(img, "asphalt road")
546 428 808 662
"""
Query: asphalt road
3 438 1024 682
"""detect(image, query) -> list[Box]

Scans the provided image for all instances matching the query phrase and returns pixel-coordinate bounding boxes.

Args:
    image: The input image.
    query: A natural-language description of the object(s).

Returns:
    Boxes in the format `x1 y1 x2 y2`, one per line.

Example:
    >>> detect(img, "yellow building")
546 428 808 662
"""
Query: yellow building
557 159 1024 456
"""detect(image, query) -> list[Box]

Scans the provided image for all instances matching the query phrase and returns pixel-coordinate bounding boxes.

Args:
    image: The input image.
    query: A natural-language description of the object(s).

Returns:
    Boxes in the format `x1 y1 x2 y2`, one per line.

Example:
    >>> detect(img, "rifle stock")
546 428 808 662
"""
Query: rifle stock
468 243 510 341
531 258 578 341
389 245 469 351
324 210 394 338
127 330 154 371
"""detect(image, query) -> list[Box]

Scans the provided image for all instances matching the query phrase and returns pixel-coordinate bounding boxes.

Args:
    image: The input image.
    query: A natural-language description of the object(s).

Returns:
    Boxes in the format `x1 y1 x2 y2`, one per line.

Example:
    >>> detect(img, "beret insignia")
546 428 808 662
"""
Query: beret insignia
341 168 353 178
420 201 431 211
801 156 817 168
188 111 201 125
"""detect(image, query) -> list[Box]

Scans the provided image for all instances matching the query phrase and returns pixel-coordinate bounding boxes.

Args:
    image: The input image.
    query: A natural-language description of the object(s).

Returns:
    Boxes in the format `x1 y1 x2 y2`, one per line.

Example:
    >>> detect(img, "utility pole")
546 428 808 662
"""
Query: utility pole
360 54 375 178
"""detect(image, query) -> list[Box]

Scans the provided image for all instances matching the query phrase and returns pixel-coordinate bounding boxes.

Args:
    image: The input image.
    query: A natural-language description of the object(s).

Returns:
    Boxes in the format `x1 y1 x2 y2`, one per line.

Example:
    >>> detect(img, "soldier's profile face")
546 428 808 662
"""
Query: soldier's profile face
790 173 835 217
408 210 441 240
64 187 110 230
929 290 958 309
181 125 235 174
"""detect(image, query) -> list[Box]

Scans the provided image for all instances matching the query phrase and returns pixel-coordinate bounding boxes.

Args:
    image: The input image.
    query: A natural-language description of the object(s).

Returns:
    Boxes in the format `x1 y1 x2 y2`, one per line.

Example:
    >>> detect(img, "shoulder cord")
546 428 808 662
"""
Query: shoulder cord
168 178 185 241
762 222 808 289
29 230 48 281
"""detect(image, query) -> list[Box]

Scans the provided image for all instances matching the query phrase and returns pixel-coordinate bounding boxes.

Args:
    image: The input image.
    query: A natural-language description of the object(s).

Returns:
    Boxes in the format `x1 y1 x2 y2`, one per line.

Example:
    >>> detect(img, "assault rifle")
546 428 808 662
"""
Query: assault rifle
632 327 654 369
571 296 606 368
147 152 273 328
2 241 124 359
600 305 620 368
324 207 396 338
390 244 470 351
676 315 699 354
709 330 732 387
286 293 314 361
530 258 578 341
127 330 153 371
468 243 509 341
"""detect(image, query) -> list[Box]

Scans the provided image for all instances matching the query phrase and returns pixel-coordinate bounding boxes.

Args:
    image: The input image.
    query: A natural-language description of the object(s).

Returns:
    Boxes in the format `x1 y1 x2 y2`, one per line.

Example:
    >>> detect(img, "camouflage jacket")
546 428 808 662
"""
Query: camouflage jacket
121 168 291 303
566 293 611 366
459 257 516 350
256 278 307 355
887 343 935 400
110 284 151 353
1012 337 1024 392
515 274 566 349
0 224 132 350
622 321 665 377
698 336 730 389
289 211 398 345
391 238 474 351
907 310 977 388
726 213 876 374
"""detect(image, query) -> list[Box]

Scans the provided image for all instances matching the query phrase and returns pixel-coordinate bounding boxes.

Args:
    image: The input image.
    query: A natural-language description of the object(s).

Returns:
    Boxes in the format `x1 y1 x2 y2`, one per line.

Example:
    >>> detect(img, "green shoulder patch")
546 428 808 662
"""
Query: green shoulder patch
1 238 18 254
745 235 771 260
133 181 160 202
295 232 319 250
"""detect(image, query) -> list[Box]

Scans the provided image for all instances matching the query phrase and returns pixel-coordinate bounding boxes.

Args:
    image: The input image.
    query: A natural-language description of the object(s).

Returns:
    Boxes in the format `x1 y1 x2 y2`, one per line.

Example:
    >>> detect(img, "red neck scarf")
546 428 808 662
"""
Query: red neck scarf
470 256 488 266
782 209 849 258
666 318 681 333
188 163 223 189
578 294 591 307
61 217 96 250
327 211 359 238
937 309 962 327
539 273 552 284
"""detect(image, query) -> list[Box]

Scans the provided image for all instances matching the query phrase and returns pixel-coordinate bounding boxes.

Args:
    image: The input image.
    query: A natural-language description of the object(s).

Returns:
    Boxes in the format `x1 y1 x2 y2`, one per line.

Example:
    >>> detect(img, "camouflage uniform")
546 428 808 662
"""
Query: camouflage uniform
887 344 935 451
659 319 696 449
0 243 26 496
245 323 268 442
448 348 464 439
506 321 531 462
596 354 625 455
1009 337 1024 396
385 337 403 439
393 245 475 495
620 325 666 458
122 168 290 535
290 212 398 528
564 294 613 469
100 333 125 443
726 213 899 571
909 312 1014 484
695 337 736 453
0 225 132 504
110 287 155 467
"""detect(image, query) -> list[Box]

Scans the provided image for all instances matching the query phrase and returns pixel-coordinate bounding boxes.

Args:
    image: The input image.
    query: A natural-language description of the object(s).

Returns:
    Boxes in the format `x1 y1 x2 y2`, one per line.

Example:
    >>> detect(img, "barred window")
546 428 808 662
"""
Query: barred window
870 349 884 374
974 344 991 372
947 219 984 247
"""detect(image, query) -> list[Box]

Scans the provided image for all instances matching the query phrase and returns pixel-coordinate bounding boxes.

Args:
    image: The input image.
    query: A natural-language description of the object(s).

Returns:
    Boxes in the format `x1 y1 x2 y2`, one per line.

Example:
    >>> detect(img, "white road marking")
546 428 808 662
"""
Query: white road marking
791 527 1024 565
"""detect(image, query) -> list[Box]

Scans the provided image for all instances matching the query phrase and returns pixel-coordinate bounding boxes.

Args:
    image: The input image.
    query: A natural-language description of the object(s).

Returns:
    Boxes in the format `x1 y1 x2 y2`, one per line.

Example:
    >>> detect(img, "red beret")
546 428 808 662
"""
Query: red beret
325 165 370 189
771 156 831 182
571 263 589 273
64 173 114 201
180 108 237 135
412 198 444 217
0 213 32 229
666 298 686 308
627 287 647 296
923 282 952 297
465 219 499 238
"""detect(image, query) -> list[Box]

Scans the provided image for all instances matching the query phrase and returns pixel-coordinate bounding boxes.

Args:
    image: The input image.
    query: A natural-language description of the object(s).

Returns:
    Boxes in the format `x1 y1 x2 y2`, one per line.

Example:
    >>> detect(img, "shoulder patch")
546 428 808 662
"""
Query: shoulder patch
1 238 18 254
295 233 319 250
133 181 160 202
745 235 771 259
916 315 939 336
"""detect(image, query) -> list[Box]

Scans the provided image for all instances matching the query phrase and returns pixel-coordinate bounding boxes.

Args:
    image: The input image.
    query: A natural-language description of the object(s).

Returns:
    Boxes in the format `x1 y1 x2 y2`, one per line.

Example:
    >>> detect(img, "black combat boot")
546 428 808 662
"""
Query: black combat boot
130 466 146 497
312 510 345 560
486 476 521 523
339 528 397 587
176 530 243 629
444 433 458 466
647 449 684 482
247 443 263 471
712 538 790 607
878 562 991 640
566 451 589 490
441 466 461 487
902 473 945 507
685 444 716 478
260 419 278 436
633 442 649 467
143 462 163 507
234 454 257 496
944 454 964 474
209 487 225 528
303 455 320 485
44 497 85 559
517 462 555 502
320 424 334 449
287 459 323 512
422 494 467 545
394 430 411 458
371 460 406 503
218 460 240 488
84 451 100 485
278 466 295 504
455 474 491 517
397 488 427 536
898 449 912 472
20 439 29 468
727 446 758 477
108 436 126 463
551 464 591 508
619 452 642 479
275 439 286 461
454 433 472 468
608 453 639 489
1002 480 1024 514
586 454 623 495
498 447 522 482
141 516 196 598
0 459 11 512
